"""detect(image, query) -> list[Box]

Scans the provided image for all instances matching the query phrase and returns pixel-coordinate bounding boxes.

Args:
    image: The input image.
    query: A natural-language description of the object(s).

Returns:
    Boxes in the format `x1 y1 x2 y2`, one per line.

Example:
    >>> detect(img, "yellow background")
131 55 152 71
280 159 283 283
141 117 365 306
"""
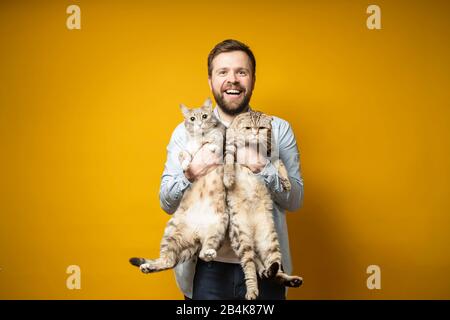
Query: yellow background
1 0 449 299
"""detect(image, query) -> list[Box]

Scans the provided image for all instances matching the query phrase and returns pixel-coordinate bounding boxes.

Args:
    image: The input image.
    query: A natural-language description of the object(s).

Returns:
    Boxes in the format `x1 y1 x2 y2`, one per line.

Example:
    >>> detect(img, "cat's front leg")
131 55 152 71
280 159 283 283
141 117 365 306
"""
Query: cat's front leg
202 132 222 154
223 164 235 189
206 143 218 154
178 150 192 171
223 147 236 188
187 140 202 156
223 130 236 188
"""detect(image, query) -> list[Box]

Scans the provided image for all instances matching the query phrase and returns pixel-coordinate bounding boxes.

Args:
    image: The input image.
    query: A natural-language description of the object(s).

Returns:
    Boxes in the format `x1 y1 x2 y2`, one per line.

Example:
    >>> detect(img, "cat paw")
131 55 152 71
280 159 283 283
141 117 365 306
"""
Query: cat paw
223 174 235 189
140 263 155 274
181 160 190 171
207 144 217 153
199 249 217 262
245 287 259 300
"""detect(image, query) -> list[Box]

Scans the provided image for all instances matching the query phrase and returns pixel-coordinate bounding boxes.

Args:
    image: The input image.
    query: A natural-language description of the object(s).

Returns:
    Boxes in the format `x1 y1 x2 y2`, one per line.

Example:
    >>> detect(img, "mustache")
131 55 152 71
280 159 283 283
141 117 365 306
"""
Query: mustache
222 83 245 91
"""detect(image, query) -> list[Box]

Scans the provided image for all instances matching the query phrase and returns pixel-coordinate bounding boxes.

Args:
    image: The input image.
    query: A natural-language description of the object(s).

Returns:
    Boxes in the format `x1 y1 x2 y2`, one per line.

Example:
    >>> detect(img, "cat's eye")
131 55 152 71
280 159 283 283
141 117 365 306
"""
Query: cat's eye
245 127 251 130
202 114 208 119
190 117 195 121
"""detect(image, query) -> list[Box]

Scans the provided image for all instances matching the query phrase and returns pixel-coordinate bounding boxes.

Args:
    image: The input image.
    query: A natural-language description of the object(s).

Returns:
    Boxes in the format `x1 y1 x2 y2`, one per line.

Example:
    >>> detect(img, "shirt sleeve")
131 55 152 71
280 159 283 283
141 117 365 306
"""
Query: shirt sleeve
159 124 192 214
256 120 304 212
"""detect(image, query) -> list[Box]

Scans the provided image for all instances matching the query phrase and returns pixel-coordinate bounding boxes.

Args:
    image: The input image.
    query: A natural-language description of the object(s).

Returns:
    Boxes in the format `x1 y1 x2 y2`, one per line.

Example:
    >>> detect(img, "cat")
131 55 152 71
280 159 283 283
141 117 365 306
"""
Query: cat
129 98 228 273
223 110 303 300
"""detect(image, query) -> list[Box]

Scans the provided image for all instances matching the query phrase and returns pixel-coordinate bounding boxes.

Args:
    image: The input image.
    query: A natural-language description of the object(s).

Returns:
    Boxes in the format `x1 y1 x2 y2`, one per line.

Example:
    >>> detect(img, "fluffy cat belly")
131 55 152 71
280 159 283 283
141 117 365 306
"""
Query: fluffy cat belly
184 199 220 230
234 165 268 197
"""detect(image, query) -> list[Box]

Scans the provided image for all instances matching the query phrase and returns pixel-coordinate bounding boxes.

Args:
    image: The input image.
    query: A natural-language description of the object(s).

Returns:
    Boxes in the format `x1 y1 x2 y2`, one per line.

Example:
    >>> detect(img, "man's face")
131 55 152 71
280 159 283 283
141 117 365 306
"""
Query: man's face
208 51 255 115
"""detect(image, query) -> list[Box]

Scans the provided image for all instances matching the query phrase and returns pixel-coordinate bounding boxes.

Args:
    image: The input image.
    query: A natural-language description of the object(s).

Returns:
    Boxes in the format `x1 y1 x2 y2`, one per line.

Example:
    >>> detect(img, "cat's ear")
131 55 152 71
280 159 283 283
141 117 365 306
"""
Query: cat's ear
203 98 213 111
180 104 190 118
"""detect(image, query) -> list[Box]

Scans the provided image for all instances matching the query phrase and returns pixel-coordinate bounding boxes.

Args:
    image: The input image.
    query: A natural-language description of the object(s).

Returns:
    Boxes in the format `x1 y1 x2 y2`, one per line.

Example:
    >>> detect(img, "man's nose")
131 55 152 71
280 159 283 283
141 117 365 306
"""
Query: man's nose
226 72 238 83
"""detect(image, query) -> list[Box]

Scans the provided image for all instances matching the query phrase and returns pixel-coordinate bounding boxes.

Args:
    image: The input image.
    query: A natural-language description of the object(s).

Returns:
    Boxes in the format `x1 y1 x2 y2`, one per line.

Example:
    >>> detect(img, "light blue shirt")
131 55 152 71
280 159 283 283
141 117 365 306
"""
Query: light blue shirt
159 107 304 298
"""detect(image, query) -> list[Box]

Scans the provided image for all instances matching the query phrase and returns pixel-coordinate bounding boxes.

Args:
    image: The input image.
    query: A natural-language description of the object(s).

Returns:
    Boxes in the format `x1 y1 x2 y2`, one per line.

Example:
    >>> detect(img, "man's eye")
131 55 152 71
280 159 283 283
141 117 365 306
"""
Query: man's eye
239 71 247 76
218 70 227 76
202 114 208 119
190 117 195 121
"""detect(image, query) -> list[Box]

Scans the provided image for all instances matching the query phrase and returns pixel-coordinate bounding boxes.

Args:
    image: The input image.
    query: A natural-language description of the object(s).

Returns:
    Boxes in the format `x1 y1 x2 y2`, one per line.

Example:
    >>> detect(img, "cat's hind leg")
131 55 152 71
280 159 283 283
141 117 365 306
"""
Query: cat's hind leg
199 199 229 262
129 256 168 273
131 242 201 272
254 256 267 279
254 211 282 279
229 214 259 300
131 221 197 273
140 229 193 273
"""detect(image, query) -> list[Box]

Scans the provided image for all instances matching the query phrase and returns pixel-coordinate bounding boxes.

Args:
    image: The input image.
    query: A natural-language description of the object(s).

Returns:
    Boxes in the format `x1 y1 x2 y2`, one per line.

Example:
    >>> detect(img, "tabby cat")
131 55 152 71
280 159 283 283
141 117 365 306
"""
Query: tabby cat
223 110 303 300
129 98 228 273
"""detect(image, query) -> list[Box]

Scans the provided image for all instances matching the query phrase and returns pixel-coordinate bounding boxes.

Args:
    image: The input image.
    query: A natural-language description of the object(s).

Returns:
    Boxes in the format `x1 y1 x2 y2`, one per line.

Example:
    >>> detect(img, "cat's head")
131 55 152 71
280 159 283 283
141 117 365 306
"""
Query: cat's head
180 98 218 134
233 110 272 144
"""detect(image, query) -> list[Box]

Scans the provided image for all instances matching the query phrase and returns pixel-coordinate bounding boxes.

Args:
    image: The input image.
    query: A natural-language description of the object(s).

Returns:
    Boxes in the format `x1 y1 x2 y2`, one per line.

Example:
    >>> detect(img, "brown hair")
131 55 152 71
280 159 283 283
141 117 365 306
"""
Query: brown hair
207 39 256 78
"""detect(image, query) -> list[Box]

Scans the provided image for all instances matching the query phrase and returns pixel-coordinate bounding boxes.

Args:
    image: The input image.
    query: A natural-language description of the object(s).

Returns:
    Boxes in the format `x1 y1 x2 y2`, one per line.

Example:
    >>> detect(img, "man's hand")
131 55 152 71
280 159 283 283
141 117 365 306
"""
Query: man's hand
236 146 269 174
184 144 222 182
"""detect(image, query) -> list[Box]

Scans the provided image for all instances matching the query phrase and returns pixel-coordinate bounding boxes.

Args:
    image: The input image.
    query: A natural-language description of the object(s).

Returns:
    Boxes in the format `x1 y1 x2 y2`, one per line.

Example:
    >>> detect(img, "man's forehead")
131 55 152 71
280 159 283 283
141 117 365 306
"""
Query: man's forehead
212 51 252 69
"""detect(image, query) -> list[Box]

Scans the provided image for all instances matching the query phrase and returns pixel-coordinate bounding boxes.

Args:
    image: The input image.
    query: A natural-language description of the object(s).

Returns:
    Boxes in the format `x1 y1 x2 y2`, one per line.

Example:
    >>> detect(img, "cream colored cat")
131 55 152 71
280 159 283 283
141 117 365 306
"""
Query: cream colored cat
223 110 303 300
129 98 228 273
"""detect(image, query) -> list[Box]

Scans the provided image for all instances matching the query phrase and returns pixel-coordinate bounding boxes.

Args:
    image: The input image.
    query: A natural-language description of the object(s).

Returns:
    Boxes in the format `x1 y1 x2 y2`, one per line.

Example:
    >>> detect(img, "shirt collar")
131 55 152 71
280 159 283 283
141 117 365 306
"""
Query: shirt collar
213 105 252 128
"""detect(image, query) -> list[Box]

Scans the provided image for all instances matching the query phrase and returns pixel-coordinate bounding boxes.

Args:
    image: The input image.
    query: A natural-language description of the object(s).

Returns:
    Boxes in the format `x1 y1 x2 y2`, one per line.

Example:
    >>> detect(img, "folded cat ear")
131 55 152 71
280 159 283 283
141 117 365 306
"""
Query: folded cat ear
203 97 213 110
179 104 190 117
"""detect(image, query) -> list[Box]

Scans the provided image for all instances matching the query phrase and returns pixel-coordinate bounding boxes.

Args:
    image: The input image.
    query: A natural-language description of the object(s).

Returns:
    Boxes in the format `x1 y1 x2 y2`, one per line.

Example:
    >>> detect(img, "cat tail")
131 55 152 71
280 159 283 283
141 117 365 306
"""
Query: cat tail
129 257 147 267
129 242 200 269
275 271 303 288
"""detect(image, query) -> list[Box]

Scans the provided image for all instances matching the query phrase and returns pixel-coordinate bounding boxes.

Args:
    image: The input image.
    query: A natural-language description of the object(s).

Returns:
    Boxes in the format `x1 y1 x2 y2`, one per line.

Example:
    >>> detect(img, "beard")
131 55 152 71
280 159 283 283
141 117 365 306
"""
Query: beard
212 84 253 116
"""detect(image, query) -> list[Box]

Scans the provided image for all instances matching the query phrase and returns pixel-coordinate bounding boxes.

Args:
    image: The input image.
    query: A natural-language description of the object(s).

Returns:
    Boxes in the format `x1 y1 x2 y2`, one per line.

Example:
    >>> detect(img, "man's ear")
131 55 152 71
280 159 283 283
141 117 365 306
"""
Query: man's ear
179 104 190 118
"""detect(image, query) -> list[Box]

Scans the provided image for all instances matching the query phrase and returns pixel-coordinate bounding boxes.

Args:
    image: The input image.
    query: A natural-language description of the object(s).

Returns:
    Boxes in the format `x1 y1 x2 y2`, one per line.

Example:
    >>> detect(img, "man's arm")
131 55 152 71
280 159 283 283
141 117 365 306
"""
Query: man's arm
257 120 304 212
159 124 192 214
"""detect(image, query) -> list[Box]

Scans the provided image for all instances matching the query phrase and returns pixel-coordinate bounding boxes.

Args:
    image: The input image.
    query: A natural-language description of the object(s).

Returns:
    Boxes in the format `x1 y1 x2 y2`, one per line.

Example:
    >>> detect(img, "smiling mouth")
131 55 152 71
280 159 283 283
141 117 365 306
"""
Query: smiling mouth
224 89 243 97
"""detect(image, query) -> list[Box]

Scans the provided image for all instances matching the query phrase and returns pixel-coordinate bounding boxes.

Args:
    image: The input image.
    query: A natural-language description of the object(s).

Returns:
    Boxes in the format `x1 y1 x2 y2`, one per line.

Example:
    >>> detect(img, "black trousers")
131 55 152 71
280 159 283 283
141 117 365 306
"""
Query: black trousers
191 259 286 300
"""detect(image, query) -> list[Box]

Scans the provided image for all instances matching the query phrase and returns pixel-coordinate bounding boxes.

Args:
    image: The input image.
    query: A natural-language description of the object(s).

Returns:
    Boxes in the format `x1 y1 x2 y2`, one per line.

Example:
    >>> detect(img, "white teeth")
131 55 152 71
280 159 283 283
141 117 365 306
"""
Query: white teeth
225 89 241 94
